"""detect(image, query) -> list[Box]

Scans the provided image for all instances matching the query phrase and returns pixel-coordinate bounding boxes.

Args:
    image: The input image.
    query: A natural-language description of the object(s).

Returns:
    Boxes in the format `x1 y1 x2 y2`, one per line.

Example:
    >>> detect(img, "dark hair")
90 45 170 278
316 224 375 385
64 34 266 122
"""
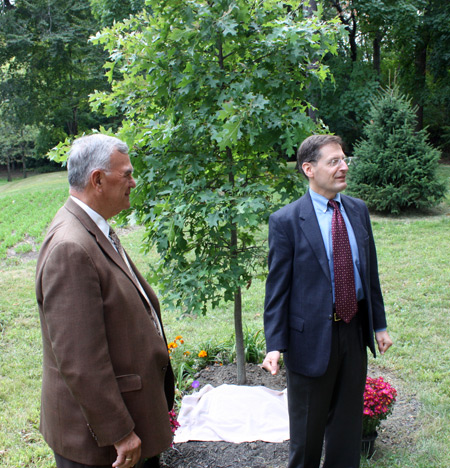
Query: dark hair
296 135 343 178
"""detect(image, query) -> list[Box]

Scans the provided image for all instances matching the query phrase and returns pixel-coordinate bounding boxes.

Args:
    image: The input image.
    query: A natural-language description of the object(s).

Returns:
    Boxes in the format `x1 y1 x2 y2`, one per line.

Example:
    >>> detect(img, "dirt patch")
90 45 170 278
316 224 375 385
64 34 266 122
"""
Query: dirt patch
4 225 140 263
6 235 40 261
161 362 420 467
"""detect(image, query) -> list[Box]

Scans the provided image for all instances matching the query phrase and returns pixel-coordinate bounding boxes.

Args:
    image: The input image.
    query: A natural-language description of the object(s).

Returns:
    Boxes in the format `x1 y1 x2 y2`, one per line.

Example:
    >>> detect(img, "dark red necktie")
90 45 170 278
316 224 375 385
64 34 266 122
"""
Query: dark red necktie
328 200 358 323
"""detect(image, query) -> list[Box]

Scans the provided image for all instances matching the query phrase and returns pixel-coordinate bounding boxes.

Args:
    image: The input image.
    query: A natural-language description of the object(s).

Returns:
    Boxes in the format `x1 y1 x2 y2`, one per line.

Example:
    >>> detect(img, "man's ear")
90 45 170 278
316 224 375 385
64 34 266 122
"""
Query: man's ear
302 162 314 179
90 169 104 192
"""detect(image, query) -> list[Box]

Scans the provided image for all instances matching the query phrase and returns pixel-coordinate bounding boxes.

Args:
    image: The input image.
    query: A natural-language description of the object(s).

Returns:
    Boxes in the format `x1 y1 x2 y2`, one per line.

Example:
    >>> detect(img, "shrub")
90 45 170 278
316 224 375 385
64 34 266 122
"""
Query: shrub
348 87 446 214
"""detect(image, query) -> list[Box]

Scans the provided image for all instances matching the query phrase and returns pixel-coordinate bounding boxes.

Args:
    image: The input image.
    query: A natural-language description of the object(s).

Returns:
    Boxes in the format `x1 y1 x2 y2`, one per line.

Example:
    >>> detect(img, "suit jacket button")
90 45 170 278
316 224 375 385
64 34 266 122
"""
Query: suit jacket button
328 315 333 320
162 366 167 372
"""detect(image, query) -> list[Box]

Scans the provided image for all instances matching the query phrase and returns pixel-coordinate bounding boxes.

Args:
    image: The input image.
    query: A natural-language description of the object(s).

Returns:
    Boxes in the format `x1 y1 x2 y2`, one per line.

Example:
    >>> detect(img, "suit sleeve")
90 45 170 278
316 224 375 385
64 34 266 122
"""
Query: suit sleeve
364 205 387 331
264 214 293 353
40 240 135 447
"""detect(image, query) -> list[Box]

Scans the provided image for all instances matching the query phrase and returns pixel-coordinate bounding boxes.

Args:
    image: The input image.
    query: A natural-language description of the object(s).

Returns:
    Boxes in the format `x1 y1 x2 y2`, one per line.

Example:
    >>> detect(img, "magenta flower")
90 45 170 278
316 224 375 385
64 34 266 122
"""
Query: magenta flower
363 376 397 436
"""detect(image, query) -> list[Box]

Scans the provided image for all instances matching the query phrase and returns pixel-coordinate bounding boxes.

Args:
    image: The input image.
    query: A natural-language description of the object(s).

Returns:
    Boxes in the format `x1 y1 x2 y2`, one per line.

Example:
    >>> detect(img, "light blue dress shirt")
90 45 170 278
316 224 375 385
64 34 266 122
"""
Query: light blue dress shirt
309 188 364 303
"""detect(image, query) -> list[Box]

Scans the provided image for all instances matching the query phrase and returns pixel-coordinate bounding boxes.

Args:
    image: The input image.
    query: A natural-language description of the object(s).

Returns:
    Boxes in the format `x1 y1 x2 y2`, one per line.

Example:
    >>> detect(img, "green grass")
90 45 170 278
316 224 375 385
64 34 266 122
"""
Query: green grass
0 172 69 258
0 170 449 467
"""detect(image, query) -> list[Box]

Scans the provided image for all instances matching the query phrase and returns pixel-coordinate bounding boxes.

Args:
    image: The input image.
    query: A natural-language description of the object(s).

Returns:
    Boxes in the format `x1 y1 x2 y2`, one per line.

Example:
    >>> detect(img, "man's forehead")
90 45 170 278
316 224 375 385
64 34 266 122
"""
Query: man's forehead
110 150 132 168
319 143 344 159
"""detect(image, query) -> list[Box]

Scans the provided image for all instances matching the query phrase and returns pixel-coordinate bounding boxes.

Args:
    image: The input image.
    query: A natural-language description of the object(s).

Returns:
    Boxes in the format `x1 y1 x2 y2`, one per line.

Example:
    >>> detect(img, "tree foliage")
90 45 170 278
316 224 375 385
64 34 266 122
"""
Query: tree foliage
313 0 450 155
89 0 343 383
0 104 38 180
89 0 147 27
0 0 112 159
348 87 446 214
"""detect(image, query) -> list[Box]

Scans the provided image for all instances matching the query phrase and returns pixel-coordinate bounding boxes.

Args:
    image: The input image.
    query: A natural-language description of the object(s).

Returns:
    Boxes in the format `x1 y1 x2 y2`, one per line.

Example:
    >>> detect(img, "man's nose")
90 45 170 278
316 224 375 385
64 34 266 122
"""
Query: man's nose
340 160 349 170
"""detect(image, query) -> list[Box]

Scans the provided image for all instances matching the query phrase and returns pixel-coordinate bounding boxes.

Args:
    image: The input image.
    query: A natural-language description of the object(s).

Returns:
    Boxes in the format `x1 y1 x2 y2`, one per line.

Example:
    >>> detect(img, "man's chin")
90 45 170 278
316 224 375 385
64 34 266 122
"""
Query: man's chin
336 180 347 191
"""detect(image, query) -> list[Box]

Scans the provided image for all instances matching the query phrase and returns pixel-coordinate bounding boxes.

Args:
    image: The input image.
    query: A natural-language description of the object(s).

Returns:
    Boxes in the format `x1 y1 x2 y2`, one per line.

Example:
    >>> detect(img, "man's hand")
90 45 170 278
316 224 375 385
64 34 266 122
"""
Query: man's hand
375 330 393 355
262 351 281 375
112 431 141 468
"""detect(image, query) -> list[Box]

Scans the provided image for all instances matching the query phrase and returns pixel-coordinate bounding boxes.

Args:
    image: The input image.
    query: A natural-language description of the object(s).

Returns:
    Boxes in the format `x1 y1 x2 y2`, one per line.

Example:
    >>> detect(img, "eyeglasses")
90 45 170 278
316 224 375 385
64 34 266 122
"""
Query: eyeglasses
326 157 356 167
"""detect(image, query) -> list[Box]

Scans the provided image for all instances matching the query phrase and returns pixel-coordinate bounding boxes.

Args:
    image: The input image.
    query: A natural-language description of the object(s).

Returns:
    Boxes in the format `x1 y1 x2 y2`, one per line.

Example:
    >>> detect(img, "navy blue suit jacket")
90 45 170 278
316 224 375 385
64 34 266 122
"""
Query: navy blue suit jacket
264 191 387 377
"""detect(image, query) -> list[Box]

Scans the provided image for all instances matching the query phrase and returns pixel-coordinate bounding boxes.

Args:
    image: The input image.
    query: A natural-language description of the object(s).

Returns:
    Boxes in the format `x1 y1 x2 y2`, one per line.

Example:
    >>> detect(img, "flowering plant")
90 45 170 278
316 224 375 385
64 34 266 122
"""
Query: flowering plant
168 409 180 435
363 376 397 436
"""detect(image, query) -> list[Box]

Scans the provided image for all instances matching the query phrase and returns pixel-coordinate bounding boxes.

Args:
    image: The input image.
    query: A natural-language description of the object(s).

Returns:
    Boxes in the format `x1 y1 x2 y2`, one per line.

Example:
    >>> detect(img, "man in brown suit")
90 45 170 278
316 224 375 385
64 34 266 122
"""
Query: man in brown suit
36 134 174 468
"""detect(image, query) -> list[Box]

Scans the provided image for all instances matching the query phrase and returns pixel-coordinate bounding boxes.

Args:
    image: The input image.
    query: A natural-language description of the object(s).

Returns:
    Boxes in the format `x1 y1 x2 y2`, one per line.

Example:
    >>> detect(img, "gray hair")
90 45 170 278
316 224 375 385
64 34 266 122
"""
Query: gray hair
67 134 129 191
296 134 343 178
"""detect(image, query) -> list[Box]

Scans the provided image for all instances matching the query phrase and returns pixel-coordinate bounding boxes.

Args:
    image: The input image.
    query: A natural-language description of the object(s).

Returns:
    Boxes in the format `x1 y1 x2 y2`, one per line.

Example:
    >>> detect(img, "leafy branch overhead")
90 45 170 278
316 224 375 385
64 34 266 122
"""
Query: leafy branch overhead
90 0 344 318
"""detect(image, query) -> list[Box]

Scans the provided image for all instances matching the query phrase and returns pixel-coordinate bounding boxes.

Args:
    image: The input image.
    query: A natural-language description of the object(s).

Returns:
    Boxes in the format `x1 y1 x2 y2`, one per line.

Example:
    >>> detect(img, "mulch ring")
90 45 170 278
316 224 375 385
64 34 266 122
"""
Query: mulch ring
160 362 420 467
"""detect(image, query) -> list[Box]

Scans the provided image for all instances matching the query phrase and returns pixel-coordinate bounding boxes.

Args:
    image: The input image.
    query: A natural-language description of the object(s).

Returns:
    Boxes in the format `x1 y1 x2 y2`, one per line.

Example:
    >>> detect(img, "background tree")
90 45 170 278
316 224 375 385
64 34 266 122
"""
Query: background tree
309 0 450 156
88 0 343 384
348 87 445 214
395 0 450 146
89 0 147 27
0 0 114 166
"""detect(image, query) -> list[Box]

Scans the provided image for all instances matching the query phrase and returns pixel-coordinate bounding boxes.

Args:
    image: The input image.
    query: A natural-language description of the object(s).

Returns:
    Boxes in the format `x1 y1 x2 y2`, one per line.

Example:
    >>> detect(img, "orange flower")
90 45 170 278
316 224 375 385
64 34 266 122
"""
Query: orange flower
183 351 191 356
175 335 183 341
198 350 207 358
168 342 177 349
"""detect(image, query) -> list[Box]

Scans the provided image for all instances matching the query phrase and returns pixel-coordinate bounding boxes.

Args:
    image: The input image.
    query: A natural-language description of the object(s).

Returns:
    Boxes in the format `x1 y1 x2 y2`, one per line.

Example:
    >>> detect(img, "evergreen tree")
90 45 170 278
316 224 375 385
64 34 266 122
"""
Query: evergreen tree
348 87 446 214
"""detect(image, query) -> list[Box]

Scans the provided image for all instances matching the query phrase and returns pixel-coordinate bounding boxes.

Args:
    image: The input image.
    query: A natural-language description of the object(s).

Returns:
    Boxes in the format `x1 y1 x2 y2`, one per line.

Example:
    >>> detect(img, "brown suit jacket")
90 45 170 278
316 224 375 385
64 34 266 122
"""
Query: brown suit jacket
35 198 175 465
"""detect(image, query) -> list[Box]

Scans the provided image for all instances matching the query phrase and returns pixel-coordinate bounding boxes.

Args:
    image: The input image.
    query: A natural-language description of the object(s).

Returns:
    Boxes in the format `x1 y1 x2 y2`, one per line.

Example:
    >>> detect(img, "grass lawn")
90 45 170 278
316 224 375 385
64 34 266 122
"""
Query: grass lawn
0 168 449 467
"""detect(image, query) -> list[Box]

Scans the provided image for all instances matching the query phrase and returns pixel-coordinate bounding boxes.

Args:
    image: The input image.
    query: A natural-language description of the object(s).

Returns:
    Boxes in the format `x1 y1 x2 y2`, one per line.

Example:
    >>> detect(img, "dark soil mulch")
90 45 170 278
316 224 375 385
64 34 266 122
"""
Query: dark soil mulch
160 362 420 467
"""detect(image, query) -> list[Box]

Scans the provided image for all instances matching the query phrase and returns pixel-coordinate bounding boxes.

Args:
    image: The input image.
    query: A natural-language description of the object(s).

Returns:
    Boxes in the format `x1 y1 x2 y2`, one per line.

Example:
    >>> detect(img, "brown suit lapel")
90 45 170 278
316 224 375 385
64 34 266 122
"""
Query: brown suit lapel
64 198 142 292
64 198 163 317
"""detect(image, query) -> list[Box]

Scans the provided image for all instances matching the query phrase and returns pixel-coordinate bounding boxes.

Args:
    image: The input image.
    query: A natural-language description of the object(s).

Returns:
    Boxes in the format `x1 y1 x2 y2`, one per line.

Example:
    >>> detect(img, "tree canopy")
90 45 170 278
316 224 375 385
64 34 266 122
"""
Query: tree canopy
0 0 113 160
312 0 450 154
88 0 343 383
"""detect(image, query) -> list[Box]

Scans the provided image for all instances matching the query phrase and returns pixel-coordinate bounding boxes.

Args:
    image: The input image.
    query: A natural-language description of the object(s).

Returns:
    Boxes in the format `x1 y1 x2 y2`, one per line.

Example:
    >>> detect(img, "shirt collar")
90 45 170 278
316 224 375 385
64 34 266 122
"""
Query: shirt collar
309 188 342 213
70 195 110 239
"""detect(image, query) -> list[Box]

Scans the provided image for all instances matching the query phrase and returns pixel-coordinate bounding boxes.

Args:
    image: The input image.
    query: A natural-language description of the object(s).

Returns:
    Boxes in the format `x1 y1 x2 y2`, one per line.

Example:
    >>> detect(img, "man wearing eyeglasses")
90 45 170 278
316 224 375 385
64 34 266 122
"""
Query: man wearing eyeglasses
262 135 392 468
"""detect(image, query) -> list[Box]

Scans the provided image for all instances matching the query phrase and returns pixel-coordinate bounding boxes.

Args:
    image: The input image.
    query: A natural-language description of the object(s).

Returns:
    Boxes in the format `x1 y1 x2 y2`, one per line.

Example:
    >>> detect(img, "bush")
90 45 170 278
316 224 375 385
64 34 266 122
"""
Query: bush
348 87 446 214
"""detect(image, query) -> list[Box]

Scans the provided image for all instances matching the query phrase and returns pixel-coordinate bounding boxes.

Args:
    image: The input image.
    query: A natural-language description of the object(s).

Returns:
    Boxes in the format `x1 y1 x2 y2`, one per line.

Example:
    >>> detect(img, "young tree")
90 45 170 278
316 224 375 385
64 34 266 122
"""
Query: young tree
348 87 446 214
90 0 343 384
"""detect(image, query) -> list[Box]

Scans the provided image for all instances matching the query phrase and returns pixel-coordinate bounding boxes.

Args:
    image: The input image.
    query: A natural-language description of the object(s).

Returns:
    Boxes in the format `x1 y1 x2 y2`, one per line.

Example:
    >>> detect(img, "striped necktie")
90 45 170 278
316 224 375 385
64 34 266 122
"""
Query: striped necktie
109 227 163 336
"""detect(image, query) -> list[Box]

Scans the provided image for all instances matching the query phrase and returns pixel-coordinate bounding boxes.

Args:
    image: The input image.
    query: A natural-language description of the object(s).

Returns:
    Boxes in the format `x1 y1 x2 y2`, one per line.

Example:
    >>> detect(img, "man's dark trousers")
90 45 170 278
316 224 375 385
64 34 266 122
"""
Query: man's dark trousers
287 314 367 468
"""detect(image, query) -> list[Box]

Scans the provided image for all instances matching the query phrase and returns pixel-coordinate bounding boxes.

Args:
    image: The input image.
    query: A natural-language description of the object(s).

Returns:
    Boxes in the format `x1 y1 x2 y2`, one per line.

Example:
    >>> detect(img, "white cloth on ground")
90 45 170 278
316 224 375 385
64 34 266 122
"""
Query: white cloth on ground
173 384 289 444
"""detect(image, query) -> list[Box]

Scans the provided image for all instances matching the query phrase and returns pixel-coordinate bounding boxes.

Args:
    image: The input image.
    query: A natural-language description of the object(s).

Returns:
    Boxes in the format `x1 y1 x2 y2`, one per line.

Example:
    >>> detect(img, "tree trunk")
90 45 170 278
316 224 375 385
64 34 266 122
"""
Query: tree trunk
67 106 78 135
2 0 14 12
305 0 318 122
414 44 427 131
227 146 246 385
6 154 12 182
21 133 27 178
373 33 381 76
304 0 317 16
332 0 358 62
22 153 27 178
234 286 246 385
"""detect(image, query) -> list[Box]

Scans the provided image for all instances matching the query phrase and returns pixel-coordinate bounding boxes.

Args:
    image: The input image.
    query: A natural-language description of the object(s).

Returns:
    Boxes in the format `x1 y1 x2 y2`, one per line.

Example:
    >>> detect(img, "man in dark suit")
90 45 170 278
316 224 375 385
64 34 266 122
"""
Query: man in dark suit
262 135 392 468
36 134 174 468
